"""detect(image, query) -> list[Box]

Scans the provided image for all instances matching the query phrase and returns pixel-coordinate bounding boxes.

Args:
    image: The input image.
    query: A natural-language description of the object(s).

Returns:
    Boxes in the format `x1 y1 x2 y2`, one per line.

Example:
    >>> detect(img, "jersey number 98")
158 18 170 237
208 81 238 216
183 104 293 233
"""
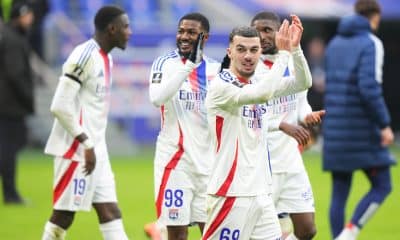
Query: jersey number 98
164 189 183 207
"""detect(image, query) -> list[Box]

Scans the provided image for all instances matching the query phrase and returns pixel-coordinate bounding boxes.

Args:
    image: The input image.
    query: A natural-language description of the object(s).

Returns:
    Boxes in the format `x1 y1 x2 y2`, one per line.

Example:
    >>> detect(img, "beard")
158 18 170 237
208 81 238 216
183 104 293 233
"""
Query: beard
177 42 191 59
262 46 278 55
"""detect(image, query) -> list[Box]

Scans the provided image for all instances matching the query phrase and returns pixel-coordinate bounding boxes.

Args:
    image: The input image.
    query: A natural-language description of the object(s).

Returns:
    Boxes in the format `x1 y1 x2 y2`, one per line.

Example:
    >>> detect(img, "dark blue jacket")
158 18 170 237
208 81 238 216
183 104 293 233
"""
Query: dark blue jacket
322 14 395 171
0 22 34 118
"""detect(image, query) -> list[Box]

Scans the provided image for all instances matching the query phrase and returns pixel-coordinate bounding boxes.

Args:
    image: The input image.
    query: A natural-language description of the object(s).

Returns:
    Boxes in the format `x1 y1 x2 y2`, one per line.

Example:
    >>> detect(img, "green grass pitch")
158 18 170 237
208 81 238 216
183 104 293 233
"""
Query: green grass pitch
0 147 399 239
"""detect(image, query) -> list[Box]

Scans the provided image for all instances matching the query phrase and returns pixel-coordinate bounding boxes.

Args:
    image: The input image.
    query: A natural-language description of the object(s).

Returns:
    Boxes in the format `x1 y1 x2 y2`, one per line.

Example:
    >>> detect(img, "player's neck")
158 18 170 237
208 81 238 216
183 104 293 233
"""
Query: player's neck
230 68 251 84
94 34 112 53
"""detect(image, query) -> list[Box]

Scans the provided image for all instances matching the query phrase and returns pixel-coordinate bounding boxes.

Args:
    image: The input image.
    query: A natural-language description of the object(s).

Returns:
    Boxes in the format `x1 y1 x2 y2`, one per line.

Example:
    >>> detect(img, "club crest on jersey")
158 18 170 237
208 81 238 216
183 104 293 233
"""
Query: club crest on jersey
168 208 179 220
301 188 314 201
97 70 104 78
152 72 162 83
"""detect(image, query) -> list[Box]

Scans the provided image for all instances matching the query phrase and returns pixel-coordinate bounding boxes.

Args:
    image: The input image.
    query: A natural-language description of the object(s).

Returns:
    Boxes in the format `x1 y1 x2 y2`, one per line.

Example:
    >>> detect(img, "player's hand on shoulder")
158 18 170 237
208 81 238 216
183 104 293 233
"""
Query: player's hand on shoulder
289 14 304 50
83 148 96 176
188 32 204 64
275 19 291 52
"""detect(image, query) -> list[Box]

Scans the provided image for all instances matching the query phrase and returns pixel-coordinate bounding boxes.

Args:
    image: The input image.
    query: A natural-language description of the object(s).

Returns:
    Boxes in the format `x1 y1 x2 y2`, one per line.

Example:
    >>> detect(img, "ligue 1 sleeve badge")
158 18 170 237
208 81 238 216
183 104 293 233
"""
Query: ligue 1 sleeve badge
152 72 162 83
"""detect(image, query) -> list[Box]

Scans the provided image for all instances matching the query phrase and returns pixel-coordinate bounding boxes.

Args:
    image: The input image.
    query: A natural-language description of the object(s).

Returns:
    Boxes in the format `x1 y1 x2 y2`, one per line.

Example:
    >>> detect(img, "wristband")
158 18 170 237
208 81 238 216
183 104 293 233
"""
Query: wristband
82 138 94 149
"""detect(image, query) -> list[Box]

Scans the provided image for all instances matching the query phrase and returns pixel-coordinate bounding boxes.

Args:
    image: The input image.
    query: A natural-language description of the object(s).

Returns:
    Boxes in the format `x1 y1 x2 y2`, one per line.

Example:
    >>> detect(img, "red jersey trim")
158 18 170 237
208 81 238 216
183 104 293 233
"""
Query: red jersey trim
53 161 79 205
216 139 238 196
216 116 224 153
63 110 83 159
202 197 236 240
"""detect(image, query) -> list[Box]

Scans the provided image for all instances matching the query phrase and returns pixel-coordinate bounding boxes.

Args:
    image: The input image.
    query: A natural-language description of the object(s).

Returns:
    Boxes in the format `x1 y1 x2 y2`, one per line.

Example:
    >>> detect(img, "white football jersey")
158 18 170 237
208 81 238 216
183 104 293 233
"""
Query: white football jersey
205 46 313 197
205 70 270 197
45 39 112 162
258 52 312 173
149 50 220 175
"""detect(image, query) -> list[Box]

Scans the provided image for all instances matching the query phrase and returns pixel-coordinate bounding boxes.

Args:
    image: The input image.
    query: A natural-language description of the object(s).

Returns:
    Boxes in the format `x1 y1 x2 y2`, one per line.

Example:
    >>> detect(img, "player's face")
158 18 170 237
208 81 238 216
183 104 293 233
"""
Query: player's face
111 14 132 50
252 19 279 55
176 19 206 57
227 35 261 79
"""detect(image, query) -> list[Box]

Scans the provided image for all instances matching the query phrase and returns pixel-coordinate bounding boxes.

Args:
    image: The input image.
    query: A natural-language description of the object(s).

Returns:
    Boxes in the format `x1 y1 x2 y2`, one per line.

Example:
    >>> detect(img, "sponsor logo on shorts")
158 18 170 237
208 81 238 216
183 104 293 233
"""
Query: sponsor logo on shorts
168 208 179 220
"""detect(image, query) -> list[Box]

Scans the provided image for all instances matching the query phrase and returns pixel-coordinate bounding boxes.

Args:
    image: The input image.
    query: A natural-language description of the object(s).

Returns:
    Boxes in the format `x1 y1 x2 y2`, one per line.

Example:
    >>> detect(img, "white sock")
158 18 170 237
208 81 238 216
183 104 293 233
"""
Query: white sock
285 233 298 240
279 216 293 239
99 219 129 240
41 221 66 240
335 223 360 240
157 222 168 240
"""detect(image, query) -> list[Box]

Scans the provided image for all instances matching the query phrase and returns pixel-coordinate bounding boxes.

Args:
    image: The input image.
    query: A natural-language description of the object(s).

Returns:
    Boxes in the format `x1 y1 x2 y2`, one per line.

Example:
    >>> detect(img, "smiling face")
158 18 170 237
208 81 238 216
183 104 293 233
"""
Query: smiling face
228 35 261 79
252 18 279 55
176 19 208 58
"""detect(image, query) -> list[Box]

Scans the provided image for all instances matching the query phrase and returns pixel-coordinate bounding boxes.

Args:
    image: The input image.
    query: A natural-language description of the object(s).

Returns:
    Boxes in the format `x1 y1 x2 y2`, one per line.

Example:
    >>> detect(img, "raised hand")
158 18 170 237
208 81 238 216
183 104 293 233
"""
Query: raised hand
275 19 291 52
188 32 204 64
289 14 304 49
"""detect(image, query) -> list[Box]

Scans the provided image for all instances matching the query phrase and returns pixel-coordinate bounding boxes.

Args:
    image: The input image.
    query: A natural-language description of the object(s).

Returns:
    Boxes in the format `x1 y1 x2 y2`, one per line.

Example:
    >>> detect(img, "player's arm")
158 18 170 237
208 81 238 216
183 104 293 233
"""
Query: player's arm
279 122 310 146
149 33 204 107
291 46 312 89
272 15 312 98
50 69 84 139
50 60 95 175
209 51 289 109
224 52 308 107
246 17 311 103
290 15 312 94
148 60 197 107
211 21 292 107
208 53 287 108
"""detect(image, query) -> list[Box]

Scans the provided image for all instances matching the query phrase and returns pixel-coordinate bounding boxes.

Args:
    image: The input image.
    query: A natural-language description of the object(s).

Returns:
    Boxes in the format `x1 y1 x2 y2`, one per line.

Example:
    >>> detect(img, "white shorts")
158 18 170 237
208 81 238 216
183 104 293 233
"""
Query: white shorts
154 166 208 226
52 156 117 211
203 194 282 240
272 170 315 214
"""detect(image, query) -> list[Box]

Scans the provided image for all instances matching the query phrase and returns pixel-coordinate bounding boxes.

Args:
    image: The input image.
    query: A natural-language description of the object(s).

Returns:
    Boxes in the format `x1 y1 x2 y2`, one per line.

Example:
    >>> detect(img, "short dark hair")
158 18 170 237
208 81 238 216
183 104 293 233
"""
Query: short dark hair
94 5 125 32
229 26 260 43
251 11 281 26
10 1 32 20
178 12 210 33
354 0 381 19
